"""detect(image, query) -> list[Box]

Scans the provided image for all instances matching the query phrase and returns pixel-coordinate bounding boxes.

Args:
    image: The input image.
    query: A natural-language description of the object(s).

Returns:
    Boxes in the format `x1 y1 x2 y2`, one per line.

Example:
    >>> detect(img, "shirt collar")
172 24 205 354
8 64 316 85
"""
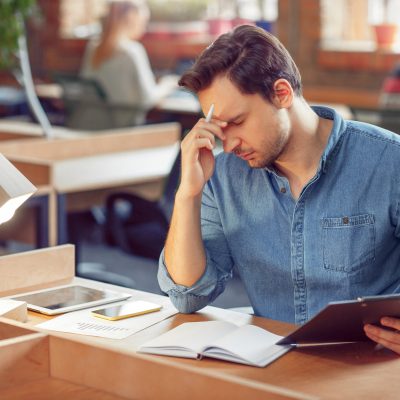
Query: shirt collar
311 105 347 173
263 105 347 175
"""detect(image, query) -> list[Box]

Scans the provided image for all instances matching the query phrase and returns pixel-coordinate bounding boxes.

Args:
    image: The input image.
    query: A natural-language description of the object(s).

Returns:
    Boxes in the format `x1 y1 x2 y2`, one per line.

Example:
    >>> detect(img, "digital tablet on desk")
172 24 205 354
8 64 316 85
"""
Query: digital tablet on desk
280 294 400 346
9 284 132 315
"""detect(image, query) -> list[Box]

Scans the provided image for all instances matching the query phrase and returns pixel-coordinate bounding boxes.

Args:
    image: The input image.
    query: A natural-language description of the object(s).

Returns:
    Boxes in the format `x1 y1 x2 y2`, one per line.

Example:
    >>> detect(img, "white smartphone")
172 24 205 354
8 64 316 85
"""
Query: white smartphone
91 300 162 321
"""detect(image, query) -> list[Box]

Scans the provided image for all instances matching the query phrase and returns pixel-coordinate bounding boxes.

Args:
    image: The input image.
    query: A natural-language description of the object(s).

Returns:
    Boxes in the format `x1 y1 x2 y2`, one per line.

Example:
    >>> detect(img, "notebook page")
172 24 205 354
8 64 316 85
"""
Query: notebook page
204 344 291 367
139 320 237 355
203 324 287 366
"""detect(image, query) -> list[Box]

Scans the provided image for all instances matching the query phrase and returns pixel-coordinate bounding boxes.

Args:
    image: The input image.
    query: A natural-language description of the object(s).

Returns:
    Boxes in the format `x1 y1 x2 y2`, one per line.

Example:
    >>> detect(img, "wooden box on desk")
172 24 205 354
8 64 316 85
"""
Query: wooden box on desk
0 244 75 297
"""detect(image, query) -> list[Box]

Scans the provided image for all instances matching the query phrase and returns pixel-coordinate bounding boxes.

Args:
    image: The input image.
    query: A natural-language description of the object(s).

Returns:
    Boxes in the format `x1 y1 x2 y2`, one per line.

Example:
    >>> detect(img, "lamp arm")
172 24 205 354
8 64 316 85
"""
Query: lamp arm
17 18 53 139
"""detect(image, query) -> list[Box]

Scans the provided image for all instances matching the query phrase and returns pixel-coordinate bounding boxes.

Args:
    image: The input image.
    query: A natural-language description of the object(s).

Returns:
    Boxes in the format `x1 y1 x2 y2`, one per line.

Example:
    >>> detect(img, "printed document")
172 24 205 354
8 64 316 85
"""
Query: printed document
38 296 178 340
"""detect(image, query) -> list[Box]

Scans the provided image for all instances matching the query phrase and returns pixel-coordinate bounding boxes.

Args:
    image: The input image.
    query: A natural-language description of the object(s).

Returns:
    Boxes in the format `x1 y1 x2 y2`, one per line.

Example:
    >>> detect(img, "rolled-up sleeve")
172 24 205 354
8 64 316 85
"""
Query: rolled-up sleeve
158 178 234 313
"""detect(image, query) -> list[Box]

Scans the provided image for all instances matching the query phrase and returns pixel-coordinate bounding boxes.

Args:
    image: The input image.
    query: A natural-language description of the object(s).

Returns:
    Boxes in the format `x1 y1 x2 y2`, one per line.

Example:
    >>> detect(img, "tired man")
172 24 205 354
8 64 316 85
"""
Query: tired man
158 25 400 354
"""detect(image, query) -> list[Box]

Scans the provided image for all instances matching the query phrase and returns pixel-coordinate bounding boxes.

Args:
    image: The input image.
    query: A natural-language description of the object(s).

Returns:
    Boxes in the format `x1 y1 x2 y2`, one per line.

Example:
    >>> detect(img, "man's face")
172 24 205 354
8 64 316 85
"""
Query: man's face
198 75 291 169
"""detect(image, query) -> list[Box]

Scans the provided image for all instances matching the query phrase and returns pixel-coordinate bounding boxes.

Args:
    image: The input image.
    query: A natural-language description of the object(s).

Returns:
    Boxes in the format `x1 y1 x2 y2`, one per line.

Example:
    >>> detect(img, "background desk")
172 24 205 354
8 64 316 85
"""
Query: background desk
0 119 88 140
0 122 180 247
35 83 202 133
1 246 399 400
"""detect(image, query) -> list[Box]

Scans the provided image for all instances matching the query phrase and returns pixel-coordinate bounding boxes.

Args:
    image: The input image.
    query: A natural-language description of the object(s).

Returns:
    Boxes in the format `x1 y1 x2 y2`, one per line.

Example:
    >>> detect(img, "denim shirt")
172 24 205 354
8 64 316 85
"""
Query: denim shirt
158 106 400 324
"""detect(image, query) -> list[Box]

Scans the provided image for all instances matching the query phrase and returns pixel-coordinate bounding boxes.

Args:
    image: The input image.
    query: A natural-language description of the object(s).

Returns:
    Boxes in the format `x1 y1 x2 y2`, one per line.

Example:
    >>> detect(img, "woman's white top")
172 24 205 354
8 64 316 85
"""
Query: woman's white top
80 38 170 125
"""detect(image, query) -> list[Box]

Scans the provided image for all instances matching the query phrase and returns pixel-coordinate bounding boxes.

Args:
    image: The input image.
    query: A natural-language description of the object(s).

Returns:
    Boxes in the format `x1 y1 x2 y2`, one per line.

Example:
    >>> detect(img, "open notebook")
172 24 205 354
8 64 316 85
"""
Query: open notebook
138 321 292 367
138 294 400 367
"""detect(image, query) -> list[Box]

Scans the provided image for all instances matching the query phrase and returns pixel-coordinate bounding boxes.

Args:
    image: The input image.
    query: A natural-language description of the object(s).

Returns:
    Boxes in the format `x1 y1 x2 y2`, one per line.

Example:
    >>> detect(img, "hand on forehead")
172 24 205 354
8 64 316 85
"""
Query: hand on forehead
198 77 248 123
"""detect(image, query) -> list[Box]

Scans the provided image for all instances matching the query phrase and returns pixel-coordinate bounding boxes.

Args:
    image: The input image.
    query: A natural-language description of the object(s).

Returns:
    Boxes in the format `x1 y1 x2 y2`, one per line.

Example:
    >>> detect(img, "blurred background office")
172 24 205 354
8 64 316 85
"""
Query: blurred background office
1 0 400 309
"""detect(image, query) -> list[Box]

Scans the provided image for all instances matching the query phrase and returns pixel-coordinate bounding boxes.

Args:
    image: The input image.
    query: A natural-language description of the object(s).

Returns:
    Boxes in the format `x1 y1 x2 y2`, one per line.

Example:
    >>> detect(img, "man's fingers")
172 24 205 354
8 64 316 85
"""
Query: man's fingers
196 119 226 140
381 317 400 330
364 329 400 354
191 129 216 146
182 129 215 150
182 137 214 162
210 118 228 129
364 324 400 354
195 138 214 151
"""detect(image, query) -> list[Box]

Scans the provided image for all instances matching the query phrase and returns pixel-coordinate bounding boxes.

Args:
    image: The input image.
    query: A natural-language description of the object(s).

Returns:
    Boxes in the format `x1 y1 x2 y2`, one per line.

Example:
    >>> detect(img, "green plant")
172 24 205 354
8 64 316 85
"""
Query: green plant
148 0 209 22
0 0 37 68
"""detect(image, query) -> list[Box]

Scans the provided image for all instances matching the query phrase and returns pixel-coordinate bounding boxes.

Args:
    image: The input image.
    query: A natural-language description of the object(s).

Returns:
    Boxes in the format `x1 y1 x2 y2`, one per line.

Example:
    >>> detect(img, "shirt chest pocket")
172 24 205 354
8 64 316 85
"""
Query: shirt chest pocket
322 213 375 273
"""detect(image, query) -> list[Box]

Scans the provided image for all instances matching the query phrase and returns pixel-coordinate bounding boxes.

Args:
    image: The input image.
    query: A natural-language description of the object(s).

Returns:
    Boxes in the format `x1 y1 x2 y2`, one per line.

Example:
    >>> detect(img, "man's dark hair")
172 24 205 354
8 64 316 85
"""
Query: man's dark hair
179 25 302 102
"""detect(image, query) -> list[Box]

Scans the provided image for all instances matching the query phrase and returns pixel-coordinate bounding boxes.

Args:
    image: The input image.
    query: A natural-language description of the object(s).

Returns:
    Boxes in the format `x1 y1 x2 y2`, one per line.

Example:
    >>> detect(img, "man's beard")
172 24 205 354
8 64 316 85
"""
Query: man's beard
248 131 289 169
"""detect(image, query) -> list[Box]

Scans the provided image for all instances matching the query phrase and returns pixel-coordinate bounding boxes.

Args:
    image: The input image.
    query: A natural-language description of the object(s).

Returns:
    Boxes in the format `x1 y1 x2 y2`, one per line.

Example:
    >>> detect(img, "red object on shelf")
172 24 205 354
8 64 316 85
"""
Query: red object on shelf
383 77 400 93
207 19 232 35
373 24 398 48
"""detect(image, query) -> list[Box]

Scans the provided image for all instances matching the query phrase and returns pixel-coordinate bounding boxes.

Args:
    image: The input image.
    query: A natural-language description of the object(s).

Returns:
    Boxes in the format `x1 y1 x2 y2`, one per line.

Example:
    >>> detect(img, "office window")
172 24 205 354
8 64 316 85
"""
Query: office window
208 0 277 20
321 0 400 50
60 0 107 38
59 0 277 39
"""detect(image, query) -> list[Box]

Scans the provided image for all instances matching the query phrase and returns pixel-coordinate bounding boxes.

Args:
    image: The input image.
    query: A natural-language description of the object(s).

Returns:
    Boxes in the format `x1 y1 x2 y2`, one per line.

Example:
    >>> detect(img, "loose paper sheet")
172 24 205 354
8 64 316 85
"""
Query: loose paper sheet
37 296 178 340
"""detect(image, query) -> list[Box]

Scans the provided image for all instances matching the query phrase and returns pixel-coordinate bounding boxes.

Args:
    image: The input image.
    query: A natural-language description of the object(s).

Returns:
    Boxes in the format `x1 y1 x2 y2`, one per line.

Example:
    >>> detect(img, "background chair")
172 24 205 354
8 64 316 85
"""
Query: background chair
55 74 143 130
104 151 181 260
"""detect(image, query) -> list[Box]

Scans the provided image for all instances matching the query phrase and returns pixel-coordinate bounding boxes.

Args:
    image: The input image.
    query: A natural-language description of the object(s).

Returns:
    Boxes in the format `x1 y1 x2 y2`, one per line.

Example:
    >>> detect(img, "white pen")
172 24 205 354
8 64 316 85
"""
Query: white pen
205 103 215 123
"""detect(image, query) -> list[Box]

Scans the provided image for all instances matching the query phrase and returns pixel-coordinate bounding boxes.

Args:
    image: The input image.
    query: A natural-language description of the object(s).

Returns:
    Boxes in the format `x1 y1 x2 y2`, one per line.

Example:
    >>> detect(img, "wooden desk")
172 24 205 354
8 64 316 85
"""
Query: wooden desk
0 119 89 140
0 122 180 246
149 90 201 133
34 83 63 100
1 245 399 400
0 120 75 247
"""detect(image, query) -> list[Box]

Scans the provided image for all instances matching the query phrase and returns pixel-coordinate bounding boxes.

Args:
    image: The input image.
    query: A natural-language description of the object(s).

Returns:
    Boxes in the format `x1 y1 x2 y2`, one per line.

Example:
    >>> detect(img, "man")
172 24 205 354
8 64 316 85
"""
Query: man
157 25 400 354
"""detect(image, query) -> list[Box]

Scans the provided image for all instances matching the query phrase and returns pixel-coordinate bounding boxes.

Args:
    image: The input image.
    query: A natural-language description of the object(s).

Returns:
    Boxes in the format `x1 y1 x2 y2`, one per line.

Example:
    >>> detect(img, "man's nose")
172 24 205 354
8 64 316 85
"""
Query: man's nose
223 136 241 153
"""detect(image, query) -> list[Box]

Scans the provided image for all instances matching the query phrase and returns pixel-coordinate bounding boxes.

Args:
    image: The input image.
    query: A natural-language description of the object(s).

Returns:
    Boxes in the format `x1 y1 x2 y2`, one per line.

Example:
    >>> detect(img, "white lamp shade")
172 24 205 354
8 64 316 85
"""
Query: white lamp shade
0 153 37 224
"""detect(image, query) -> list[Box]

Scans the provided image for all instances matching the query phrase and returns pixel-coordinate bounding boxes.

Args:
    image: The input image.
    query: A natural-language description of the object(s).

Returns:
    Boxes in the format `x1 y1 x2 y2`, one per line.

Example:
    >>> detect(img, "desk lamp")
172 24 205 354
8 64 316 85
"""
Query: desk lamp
0 153 36 322
0 153 36 225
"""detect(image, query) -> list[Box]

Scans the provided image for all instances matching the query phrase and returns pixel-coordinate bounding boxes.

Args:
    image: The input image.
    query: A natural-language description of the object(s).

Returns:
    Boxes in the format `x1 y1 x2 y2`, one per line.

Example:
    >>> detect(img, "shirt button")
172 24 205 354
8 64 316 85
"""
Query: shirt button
280 187 287 194
343 216 349 224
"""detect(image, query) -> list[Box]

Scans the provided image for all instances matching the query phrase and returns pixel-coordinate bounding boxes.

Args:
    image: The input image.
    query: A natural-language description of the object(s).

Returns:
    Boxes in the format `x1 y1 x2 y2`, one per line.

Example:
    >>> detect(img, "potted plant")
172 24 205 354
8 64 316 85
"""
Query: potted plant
372 0 398 49
0 0 52 137
147 0 209 38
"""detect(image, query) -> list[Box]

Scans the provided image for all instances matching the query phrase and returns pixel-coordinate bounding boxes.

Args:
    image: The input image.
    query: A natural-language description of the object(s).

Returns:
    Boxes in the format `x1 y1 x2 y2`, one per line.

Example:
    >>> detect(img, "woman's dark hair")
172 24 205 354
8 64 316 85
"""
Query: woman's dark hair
179 25 302 101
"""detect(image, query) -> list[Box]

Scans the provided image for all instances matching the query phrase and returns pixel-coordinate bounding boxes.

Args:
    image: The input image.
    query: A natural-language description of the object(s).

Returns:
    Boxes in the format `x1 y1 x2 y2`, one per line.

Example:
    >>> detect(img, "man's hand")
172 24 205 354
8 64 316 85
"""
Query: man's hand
364 317 400 354
164 116 226 287
179 117 226 199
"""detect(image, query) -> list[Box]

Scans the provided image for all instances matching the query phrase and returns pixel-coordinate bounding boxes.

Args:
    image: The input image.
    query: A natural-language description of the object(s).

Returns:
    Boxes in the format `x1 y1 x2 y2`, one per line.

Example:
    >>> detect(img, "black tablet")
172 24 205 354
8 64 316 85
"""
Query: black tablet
280 294 400 346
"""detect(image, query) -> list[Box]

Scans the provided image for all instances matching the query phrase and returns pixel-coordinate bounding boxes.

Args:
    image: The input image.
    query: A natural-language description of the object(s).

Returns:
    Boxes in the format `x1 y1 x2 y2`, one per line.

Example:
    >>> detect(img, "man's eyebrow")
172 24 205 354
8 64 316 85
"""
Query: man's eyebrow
216 113 245 123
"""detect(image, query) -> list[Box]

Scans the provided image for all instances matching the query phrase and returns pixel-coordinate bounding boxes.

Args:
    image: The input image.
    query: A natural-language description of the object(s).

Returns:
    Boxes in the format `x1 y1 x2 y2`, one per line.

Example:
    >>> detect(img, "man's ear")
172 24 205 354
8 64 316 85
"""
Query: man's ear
272 79 293 108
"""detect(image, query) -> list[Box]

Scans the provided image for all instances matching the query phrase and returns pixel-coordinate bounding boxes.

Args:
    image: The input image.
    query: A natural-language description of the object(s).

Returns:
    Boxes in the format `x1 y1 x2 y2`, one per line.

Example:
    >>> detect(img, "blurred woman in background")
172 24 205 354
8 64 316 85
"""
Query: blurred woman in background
80 0 177 126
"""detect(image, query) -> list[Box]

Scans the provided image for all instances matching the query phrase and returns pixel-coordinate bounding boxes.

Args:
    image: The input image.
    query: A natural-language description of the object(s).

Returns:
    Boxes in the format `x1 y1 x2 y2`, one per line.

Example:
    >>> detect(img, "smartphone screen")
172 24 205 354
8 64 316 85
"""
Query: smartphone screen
91 300 162 321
